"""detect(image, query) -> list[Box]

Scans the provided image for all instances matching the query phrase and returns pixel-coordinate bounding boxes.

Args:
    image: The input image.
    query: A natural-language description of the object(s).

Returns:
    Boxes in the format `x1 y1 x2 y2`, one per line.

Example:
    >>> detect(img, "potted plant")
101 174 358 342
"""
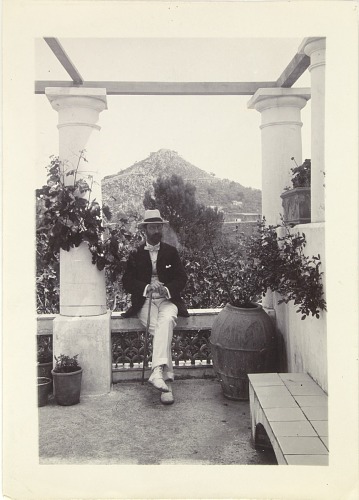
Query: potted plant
52 354 83 406
280 158 311 225
37 376 52 407
36 154 141 315
36 153 140 276
37 335 53 384
208 218 326 400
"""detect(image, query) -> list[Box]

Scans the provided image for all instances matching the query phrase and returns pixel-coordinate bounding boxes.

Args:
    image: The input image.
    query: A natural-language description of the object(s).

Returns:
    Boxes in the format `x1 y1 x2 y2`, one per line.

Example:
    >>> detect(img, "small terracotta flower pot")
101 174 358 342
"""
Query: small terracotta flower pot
37 361 53 391
37 377 52 407
52 368 83 406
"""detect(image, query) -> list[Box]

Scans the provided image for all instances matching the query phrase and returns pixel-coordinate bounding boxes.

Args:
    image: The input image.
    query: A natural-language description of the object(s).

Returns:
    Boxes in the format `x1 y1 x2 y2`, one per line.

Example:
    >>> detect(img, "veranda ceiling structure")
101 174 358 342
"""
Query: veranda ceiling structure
35 37 312 95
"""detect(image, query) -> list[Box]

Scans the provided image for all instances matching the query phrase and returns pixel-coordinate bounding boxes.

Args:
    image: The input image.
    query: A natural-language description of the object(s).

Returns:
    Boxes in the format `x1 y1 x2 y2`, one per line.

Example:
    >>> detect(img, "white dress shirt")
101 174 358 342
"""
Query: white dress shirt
143 242 171 299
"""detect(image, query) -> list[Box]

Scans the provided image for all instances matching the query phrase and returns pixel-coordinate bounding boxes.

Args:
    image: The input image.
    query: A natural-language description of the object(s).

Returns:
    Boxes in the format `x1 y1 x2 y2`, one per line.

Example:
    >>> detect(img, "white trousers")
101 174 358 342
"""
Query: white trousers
137 297 178 381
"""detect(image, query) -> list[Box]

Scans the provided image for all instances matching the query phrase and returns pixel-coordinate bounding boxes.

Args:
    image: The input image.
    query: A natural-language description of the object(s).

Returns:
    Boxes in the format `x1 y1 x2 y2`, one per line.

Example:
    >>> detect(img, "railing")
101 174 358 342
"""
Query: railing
112 329 212 369
37 309 220 379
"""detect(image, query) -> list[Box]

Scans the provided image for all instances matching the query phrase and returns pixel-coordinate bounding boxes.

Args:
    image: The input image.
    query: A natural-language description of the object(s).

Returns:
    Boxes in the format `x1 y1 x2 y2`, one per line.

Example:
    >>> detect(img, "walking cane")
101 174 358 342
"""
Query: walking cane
141 290 153 385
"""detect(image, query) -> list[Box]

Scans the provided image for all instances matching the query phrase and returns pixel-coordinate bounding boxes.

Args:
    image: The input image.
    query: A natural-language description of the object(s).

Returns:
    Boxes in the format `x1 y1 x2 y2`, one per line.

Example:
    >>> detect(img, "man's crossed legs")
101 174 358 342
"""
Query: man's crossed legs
137 297 178 404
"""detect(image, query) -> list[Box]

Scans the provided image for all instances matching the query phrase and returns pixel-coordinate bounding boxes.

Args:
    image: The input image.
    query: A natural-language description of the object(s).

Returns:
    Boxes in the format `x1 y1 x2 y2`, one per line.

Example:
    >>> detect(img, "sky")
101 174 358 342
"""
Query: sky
35 38 311 190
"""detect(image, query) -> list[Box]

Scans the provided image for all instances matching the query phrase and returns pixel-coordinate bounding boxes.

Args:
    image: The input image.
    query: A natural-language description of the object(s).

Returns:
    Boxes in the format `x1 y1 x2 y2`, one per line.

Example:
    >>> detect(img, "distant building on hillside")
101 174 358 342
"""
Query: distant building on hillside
232 200 243 207
209 205 224 212
224 212 260 223
222 212 261 241
183 177 216 185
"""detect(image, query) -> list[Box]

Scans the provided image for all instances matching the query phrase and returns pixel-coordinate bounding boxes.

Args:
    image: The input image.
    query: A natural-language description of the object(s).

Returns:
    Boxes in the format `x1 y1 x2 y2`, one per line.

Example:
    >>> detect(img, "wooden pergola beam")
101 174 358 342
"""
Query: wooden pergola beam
37 38 311 95
276 52 310 88
44 37 84 84
35 80 278 95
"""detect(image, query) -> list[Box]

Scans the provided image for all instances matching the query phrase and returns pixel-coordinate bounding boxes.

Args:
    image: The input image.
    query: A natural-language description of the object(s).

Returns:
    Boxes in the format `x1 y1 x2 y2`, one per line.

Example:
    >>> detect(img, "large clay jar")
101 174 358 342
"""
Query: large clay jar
210 303 277 400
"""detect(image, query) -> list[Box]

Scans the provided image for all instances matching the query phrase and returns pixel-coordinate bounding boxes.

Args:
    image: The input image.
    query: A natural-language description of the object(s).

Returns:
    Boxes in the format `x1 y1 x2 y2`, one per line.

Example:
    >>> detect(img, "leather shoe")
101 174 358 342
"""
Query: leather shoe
149 377 169 392
148 365 169 393
160 383 174 405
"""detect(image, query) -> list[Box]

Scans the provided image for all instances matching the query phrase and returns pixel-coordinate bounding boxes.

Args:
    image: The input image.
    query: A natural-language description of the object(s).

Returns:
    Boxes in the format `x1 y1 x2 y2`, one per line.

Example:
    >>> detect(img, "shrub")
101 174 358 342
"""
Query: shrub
53 354 81 373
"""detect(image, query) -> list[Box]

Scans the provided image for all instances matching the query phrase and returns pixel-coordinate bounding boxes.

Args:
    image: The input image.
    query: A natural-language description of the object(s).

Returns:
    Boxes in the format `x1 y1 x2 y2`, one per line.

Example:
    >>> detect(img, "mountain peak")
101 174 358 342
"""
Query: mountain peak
150 149 178 156
102 150 261 220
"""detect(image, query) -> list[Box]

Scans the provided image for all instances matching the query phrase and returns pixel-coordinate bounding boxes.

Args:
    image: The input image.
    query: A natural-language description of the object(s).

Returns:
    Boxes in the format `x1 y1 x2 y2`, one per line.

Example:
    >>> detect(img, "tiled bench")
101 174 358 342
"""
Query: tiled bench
248 373 328 465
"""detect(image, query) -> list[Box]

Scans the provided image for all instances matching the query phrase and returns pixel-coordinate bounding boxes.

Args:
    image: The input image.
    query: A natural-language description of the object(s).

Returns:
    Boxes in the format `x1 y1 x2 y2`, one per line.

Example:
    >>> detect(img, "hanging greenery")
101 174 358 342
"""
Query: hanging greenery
182 217 327 319
36 153 142 313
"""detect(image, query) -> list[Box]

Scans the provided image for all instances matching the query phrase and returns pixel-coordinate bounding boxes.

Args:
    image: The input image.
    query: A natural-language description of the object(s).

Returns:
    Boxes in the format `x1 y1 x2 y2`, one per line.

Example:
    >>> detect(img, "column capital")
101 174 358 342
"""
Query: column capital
248 88 311 113
298 37 326 58
45 87 107 113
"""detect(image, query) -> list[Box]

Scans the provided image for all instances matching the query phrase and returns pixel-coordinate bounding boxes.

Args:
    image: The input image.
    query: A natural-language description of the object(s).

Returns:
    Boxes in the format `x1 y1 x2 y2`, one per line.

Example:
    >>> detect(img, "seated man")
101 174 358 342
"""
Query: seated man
122 209 189 405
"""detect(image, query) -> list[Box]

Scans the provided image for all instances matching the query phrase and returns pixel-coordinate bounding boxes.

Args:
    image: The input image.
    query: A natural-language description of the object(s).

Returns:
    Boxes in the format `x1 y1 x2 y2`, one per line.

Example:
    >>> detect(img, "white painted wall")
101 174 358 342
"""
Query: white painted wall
274 222 327 392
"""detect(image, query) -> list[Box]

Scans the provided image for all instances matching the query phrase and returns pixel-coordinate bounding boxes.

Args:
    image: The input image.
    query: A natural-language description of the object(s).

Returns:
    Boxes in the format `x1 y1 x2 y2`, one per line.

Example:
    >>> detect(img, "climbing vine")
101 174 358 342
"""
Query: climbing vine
36 153 141 313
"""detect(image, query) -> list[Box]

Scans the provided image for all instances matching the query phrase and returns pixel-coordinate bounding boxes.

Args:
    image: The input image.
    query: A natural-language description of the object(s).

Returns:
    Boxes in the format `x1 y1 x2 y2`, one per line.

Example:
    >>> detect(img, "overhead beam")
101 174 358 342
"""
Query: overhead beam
35 80 278 96
44 37 84 84
38 38 311 96
276 52 310 88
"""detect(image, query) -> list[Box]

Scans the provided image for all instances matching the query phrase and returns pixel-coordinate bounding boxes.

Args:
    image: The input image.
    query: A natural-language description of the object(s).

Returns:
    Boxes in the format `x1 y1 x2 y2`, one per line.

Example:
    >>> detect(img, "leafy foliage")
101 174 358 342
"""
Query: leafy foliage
181 225 271 309
103 224 142 311
36 153 111 268
289 158 311 188
143 174 224 249
53 354 81 373
37 335 53 363
182 218 326 319
274 223 326 319
143 172 325 319
36 154 142 313
36 229 60 314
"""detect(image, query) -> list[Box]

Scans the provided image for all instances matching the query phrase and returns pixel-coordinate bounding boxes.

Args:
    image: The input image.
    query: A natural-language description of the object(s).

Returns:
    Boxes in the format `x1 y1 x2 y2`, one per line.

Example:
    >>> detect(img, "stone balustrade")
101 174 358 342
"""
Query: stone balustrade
37 309 220 336
37 309 221 382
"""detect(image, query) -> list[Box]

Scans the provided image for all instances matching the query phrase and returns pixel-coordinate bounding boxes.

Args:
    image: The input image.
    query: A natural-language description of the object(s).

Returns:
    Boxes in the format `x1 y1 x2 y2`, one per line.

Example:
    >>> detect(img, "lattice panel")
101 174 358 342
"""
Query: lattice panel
112 330 212 368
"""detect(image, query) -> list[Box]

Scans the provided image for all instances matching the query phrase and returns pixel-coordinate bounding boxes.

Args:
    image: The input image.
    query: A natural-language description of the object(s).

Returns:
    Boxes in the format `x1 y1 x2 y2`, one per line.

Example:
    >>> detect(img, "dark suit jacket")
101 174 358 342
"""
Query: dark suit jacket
122 241 189 318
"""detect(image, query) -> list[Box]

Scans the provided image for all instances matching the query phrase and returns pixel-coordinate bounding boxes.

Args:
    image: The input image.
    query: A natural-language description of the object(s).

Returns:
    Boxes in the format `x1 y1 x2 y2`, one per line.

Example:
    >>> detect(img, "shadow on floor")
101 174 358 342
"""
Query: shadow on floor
39 378 277 465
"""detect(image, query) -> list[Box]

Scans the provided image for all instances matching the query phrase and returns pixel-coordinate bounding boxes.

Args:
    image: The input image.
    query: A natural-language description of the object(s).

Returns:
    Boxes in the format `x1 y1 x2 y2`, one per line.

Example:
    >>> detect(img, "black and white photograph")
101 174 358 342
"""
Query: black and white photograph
3 1 358 499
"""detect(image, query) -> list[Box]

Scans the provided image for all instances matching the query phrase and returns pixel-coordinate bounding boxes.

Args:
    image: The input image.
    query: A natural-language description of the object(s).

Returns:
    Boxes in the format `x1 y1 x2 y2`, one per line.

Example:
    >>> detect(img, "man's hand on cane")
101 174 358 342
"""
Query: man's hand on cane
148 280 168 298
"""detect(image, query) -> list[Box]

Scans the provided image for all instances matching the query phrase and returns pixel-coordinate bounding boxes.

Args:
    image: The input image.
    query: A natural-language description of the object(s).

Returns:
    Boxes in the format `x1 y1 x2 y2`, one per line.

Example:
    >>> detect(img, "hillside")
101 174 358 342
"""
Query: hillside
101 149 261 221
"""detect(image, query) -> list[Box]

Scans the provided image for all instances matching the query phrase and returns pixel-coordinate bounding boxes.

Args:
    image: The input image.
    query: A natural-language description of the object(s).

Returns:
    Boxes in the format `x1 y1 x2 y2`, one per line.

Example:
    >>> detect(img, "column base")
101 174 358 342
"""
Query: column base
53 311 112 395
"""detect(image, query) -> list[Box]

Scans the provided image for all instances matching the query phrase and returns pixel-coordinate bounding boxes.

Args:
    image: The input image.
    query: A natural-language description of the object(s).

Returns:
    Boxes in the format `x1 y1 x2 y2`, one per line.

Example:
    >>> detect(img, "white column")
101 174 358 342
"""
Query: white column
248 88 310 226
299 37 326 222
46 88 107 317
248 88 310 313
46 88 111 395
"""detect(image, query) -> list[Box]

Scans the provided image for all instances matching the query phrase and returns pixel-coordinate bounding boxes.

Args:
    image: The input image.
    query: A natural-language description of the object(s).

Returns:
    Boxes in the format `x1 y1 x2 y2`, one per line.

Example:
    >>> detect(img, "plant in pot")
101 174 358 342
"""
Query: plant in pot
36 154 142 315
37 335 53 402
36 154 142 393
52 354 83 406
208 218 326 400
37 377 52 407
280 158 311 225
37 335 53 379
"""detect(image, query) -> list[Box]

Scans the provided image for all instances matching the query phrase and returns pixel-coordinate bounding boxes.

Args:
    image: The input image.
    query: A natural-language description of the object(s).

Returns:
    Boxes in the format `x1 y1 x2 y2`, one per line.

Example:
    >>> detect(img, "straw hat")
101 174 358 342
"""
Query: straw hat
138 209 169 228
